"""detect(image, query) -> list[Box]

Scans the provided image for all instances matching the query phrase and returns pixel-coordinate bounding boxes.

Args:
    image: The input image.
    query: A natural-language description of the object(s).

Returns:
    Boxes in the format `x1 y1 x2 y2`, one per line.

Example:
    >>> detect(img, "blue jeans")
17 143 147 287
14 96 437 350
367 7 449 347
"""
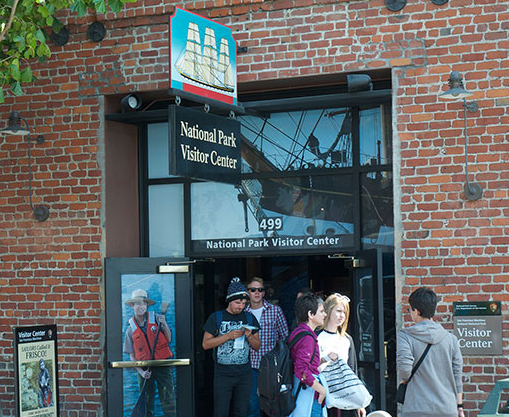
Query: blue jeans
248 368 260 417
310 398 324 417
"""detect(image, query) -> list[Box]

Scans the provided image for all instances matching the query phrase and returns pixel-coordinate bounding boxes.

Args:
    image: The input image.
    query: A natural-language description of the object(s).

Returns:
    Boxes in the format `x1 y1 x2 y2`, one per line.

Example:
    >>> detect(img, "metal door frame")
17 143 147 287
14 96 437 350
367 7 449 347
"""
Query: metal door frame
351 248 386 411
105 257 194 417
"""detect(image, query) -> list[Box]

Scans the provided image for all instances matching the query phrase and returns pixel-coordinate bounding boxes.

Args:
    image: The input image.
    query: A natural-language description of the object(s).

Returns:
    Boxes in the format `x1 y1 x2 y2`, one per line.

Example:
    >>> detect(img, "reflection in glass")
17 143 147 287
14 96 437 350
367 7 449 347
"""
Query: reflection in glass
144 101 392 256
246 175 355 236
191 175 355 253
121 274 177 417
356 270 374 363
358 366 376 412
361 171 393 249
191 181 247 239
149 184 184 257
359 105 392 167
239 108 352 173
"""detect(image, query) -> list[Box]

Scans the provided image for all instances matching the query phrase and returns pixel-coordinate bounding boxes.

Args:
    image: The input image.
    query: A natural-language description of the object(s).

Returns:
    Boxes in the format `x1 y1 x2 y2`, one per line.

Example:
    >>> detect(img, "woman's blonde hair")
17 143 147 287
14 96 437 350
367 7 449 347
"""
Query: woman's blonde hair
320 293 351 337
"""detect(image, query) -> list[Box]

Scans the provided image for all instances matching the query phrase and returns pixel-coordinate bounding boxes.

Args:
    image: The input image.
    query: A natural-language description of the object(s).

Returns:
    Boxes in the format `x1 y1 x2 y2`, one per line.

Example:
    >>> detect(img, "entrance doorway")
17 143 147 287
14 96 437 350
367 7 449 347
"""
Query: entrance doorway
193 252 396 416
105 257 195 417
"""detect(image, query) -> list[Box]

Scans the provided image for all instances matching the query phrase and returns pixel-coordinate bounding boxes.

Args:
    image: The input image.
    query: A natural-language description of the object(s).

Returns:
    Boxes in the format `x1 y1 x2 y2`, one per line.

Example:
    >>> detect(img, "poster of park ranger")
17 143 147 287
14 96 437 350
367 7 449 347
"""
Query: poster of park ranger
14 325 59 417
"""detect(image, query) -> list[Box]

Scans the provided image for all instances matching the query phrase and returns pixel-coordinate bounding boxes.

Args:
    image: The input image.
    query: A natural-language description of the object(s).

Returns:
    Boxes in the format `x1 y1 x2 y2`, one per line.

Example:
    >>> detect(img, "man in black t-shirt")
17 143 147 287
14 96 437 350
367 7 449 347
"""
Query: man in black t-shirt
203 277 261 417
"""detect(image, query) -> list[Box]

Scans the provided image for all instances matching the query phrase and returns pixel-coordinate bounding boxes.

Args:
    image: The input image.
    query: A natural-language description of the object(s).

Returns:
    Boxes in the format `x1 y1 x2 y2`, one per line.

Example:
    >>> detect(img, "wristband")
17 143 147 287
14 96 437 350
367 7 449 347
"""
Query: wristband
457 404 464 409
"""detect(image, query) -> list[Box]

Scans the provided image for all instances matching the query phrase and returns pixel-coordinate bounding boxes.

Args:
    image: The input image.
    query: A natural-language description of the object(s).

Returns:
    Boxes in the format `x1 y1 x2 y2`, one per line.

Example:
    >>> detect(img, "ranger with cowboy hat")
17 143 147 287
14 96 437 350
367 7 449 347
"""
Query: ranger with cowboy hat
123 289 175 416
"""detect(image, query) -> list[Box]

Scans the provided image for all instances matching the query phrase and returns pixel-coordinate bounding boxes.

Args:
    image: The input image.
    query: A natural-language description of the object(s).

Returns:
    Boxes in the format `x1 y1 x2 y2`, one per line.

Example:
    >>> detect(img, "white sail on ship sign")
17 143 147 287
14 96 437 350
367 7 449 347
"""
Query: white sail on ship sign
169 7 238 107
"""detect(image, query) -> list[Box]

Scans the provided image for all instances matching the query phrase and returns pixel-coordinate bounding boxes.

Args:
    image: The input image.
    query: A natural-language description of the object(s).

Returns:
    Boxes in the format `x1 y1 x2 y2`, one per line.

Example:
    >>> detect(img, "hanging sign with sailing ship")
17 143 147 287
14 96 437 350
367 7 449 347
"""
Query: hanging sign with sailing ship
169 7 238 107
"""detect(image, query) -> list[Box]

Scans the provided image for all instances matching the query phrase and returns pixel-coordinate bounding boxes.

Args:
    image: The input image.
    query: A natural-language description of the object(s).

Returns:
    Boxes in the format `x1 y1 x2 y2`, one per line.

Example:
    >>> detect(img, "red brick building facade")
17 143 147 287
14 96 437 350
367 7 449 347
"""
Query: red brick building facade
0 0 507 415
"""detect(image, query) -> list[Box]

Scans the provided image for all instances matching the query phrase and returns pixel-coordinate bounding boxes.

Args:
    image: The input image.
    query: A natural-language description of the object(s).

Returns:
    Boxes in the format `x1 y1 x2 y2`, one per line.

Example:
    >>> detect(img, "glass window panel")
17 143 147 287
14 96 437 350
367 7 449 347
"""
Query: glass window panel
121 273 177 416
190 175 354 254
191 181 245 239
359 105 392 167
148 184 184 257
239 108 352 173
361 171 393 249
357 365 377 412
148 123 173 179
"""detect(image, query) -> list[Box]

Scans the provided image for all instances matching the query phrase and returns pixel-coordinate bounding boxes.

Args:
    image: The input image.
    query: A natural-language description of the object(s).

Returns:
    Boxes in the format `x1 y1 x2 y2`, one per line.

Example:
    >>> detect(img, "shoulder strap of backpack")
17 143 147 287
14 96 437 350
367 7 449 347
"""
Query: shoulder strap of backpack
215 310 223 336
244 310 254 326
288 330 317 363
288 330 317 399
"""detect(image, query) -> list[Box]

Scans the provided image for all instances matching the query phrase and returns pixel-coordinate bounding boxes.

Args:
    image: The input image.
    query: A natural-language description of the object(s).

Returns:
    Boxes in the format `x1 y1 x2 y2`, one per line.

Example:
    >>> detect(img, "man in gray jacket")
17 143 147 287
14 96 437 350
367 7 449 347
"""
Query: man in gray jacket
397 287 465 417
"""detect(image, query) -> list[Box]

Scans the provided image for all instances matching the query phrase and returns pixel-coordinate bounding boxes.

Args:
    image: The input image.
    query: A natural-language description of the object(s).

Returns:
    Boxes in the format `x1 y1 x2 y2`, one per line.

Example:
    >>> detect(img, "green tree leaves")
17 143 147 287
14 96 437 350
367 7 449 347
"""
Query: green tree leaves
0 0 133 102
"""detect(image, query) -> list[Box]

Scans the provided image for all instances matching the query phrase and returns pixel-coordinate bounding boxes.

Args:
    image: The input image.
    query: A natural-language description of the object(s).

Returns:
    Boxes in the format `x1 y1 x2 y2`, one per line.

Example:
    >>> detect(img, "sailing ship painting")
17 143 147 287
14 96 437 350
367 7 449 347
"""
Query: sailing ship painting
175 24 234 93
169 7 237 104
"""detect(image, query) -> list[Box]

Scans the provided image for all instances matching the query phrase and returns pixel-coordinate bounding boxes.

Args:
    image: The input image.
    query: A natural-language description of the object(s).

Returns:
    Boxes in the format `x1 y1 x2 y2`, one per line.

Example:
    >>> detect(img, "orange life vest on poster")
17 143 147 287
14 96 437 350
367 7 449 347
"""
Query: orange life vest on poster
129 311 173 360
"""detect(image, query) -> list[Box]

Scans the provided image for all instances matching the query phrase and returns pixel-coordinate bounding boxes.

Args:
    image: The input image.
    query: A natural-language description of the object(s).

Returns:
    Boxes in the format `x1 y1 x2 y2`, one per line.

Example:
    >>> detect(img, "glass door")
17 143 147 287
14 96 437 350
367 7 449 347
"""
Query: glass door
351 249 386 412
105 257 194 417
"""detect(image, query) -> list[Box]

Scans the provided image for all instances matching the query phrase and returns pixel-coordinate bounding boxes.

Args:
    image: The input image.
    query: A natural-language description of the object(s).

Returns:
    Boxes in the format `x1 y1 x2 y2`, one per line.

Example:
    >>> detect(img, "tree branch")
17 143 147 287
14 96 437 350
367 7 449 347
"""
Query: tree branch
0 0 21 44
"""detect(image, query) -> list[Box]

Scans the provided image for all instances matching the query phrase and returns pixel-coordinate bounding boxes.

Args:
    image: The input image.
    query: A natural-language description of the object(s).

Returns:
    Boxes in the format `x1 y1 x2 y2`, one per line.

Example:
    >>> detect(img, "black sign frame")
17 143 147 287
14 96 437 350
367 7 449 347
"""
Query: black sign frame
168 105 241 184
453 301 502 355
14 324 59 417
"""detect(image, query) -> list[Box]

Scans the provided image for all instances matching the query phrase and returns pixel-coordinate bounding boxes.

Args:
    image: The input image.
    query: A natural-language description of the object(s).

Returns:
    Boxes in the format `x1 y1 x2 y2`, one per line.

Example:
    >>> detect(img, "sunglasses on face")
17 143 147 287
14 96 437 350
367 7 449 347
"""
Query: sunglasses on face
248 287 265 293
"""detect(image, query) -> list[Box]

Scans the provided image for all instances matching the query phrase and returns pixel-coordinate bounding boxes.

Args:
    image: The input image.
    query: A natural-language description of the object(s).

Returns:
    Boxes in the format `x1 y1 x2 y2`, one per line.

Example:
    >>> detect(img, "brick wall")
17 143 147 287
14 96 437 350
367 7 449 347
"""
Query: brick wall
0 0 507 415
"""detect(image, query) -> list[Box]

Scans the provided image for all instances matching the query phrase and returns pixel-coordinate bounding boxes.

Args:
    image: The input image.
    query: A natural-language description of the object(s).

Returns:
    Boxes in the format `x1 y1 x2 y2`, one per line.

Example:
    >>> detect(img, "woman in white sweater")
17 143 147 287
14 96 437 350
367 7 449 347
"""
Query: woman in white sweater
317 293 366 417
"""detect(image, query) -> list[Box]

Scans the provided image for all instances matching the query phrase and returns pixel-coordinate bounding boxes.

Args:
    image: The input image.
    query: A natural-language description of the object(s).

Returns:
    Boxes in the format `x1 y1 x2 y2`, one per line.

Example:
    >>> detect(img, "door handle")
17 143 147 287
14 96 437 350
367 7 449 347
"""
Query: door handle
384 341 389 378
157 265 189 273
109 358 191 368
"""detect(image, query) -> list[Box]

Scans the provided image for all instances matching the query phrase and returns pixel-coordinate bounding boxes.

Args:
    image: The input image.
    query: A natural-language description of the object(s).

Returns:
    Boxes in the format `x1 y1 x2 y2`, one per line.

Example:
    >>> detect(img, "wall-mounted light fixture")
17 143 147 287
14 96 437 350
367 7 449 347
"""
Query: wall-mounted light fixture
347 74 373 92
385 0 447 12
121 93 142 112
2 112 50 221
87 21 106 42
51 26 70 46
439 71 482 201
